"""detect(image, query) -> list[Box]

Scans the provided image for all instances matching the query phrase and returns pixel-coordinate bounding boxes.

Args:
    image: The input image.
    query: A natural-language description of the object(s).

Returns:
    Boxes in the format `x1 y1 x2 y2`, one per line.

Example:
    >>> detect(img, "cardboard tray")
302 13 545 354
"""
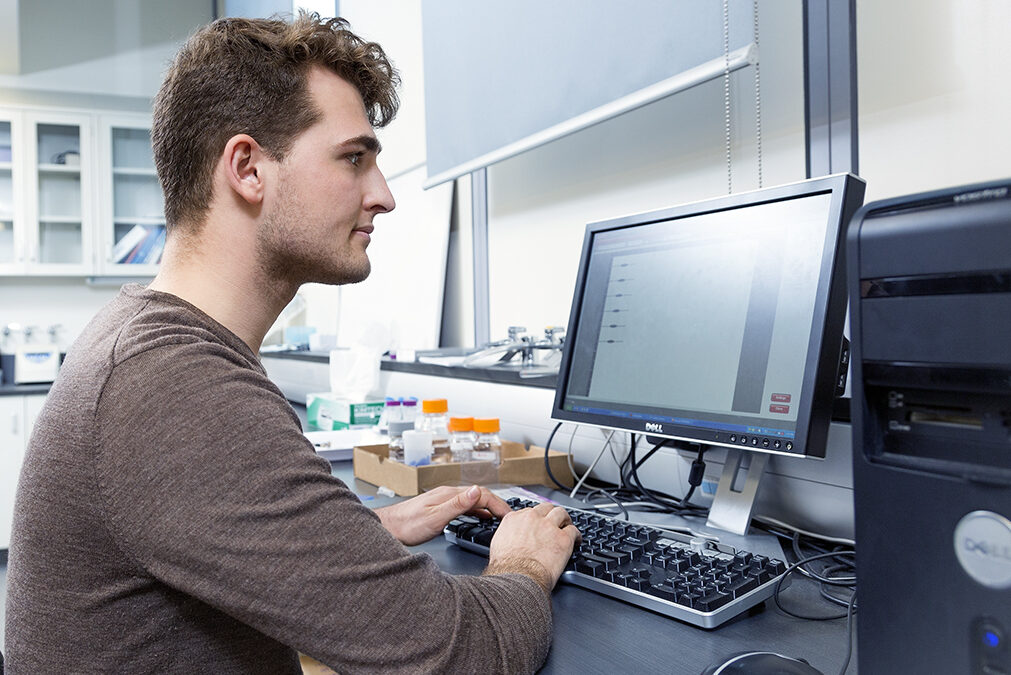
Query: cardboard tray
352 441 574 496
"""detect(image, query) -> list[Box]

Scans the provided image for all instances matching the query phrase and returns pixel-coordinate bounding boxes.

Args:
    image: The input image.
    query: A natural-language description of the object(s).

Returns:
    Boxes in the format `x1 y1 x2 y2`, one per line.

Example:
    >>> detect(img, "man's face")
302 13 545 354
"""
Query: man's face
257 67 395 286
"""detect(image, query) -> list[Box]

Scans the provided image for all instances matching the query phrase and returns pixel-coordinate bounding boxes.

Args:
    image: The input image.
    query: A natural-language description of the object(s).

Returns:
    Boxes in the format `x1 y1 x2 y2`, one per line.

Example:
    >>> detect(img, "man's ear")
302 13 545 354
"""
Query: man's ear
222 134 269 205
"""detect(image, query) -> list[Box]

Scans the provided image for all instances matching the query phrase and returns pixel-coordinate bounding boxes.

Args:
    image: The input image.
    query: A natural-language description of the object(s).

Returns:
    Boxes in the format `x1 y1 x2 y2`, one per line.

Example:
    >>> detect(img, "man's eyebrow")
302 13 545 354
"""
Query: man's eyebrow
340 135 382 154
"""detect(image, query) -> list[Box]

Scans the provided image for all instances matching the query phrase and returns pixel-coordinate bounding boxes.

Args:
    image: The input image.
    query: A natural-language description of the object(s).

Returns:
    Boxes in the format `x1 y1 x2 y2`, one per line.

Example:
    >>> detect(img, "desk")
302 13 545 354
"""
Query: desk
328 460 857 675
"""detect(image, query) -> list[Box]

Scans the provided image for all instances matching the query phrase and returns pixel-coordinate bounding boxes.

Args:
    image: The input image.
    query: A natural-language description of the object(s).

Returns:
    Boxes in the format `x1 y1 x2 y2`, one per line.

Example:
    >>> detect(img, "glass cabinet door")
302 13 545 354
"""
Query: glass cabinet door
102 121 165 273
0 113 25 273
0 119 15 266
26 113 94 274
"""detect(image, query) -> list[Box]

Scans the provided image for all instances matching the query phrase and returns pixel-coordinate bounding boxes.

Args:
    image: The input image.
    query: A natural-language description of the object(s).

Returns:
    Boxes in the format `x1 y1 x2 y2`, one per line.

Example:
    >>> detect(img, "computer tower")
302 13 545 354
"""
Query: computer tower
848 179 1011 674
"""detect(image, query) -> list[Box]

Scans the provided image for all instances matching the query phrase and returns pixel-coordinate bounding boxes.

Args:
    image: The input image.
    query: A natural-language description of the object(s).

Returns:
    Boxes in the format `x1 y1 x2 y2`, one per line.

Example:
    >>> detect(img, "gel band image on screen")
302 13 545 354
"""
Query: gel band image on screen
553 174 865 458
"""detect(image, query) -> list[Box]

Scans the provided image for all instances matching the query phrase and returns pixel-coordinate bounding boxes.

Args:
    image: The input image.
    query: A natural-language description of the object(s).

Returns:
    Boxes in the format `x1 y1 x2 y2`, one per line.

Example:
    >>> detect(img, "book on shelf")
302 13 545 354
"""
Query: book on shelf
126 227 160 264
146 227 167 264
113 224 150 263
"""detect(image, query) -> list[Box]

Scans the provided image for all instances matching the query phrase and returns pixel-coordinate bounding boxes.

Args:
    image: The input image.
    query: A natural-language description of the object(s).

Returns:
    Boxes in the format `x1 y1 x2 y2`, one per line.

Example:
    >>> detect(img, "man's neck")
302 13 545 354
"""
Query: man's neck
148 231 296 354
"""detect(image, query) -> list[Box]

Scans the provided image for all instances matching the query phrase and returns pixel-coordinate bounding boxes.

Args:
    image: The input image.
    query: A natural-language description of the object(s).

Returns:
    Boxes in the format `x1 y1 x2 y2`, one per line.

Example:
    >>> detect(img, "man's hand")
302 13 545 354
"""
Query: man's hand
376 485 511 546
484 502 581 593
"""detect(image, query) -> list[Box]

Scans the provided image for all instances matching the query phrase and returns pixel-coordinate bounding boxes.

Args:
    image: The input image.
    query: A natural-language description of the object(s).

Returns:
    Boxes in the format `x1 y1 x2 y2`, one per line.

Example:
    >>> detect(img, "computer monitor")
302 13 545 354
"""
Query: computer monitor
552 174 865 533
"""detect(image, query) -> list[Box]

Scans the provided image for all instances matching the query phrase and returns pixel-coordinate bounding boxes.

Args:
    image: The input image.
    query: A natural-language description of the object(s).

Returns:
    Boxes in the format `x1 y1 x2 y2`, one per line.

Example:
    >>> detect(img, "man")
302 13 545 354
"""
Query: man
5 14 579 674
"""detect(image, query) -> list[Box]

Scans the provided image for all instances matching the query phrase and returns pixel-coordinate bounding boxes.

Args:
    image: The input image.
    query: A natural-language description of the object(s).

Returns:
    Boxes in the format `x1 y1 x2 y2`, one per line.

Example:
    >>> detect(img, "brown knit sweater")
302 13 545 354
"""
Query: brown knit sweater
4 285 552 674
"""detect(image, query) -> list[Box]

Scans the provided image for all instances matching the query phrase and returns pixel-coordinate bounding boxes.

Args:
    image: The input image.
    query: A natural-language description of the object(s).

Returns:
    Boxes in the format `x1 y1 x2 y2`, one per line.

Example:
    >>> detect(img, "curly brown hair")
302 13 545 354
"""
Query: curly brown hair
152 13 399 231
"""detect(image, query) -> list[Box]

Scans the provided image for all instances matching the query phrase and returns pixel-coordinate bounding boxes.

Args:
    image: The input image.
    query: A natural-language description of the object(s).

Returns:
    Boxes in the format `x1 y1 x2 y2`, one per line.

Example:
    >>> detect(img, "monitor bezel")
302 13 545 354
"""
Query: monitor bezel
551 173 866 459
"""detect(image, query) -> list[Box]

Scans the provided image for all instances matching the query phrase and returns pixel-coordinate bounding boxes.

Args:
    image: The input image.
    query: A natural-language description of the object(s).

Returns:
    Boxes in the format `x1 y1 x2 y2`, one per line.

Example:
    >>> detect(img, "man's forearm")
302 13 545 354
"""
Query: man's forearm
483 556 554 594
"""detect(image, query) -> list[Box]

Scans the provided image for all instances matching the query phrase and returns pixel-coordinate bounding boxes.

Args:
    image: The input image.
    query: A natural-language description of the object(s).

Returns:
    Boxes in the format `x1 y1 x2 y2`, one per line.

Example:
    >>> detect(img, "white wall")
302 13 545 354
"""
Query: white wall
857 0 1011 202
0 278 123 350
339 0 427 178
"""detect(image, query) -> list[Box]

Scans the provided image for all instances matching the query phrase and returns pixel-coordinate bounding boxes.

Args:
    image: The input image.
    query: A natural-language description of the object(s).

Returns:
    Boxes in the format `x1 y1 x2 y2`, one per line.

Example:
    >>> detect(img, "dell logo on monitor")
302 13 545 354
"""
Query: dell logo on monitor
644 422 663 433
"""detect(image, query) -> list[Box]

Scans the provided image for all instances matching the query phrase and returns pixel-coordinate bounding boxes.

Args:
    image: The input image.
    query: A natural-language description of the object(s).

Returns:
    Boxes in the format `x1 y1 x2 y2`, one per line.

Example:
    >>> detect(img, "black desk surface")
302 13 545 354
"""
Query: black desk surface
327 460 857 675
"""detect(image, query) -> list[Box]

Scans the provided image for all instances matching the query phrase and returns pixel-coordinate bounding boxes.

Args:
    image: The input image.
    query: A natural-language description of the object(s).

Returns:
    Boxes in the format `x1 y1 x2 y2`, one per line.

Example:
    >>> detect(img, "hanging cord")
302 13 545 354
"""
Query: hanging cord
753 0 763 188
678 443 708 508
543 422 570 491
569 430 617 498
723 0 732 194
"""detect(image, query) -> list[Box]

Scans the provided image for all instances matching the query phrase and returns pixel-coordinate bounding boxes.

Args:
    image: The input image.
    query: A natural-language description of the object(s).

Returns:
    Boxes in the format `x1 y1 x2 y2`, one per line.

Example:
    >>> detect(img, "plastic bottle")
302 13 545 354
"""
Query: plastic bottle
387 420 415 462
448 417 477 463
378 397 402 432
416 399 450 454
472 418 502 466
402 429 434 466
400 397 419 425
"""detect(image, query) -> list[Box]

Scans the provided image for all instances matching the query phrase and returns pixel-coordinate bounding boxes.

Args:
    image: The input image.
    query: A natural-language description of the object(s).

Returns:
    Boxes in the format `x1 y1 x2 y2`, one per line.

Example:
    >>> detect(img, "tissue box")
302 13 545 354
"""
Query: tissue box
352 442 575 496
306 393 384 431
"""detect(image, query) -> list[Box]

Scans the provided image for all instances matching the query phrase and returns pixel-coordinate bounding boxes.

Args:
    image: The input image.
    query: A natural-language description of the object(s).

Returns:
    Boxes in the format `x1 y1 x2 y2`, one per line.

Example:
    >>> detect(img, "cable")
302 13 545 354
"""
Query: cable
754 515 856 547
566 425 579 482
542 422 570 491
773 550 857 621
628 438 672 509
679 443 708 509
583 488 630 520
790 535 856 586
569 430 616 498
837 590 858 675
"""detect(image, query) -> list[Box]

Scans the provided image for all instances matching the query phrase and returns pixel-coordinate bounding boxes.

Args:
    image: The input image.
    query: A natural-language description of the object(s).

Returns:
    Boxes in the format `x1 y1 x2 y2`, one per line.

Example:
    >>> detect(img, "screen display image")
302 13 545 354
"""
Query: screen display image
554 175 865 458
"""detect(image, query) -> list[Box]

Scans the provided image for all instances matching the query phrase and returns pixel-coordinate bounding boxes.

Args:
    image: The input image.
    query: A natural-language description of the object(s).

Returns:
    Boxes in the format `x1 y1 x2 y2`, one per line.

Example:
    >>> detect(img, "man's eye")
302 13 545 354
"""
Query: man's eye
347 152 363 166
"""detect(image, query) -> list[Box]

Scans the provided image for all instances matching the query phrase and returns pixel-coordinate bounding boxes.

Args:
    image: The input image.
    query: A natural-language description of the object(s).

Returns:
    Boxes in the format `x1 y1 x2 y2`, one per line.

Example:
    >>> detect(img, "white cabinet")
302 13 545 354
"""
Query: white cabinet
0 106 160 277
0 109 27 274
97 115 165 275
23 111 97 275
1 395 44 550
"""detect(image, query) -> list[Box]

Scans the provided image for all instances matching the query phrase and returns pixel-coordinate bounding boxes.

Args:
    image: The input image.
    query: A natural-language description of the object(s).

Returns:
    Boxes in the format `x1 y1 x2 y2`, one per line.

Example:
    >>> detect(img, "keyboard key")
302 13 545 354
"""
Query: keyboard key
714 555 735 571
622 535 651 548
649 582 677 601
726 576 759 598
696 591 732 612
598 550 631 566
676 592 699 608
469 527 495 547
625 577 647 591
628 564 652 579
575 559 605 577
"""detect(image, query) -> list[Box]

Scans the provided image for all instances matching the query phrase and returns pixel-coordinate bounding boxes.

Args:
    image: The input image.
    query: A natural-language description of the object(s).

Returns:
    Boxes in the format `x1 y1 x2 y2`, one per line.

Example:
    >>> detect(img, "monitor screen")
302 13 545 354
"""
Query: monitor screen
552 174 865 458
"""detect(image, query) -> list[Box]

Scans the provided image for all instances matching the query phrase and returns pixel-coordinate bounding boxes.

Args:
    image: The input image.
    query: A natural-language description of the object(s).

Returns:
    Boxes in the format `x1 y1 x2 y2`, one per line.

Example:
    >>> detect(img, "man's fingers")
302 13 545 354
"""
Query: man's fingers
531 501 555 516
545 505 572 528
443 485 511 521
452 485 481 511
474 488 512 518
563 523 582 546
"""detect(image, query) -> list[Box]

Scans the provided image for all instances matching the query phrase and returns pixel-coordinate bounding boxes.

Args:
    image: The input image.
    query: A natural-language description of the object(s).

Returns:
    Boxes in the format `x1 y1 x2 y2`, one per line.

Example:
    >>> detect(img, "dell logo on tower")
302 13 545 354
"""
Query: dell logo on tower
644 422 663 433
954 511 1011 589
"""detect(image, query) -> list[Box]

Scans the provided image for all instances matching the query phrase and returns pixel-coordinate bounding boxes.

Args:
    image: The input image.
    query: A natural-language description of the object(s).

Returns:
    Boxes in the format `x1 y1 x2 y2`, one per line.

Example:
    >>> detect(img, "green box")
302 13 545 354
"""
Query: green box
306 393 384 431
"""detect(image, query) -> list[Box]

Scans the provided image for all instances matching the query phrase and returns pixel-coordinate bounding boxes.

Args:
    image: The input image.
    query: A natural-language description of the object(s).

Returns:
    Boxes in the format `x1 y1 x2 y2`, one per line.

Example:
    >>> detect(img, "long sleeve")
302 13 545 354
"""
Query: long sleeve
94 340 552 673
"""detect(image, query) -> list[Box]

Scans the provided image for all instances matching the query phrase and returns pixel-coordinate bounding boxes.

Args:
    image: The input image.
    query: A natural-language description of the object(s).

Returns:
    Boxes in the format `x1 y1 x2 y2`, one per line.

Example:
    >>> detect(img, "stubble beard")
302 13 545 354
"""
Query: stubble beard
256 192 371 288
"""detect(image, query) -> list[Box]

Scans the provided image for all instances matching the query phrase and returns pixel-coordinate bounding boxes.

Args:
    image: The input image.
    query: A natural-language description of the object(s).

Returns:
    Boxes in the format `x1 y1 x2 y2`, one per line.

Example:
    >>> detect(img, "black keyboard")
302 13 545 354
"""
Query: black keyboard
444 497 789 629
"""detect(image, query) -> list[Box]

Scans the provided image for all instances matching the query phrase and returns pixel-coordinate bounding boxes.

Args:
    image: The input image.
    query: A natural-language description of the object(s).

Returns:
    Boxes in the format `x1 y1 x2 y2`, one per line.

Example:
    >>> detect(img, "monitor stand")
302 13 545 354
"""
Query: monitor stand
706 448 770 536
